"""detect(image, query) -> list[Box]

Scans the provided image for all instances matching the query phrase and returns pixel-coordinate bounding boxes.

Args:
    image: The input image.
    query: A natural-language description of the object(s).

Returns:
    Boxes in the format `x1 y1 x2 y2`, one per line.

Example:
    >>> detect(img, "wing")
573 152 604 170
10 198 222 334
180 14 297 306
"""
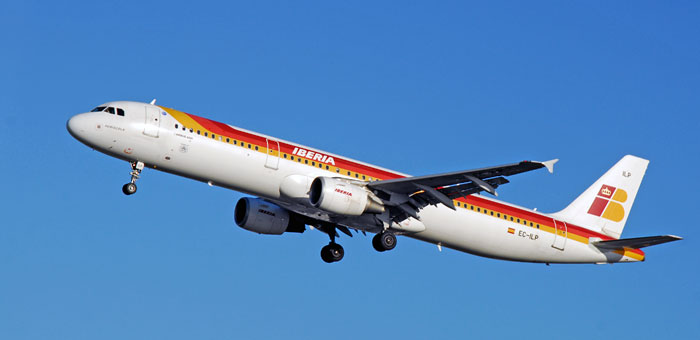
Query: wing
368 159 558 222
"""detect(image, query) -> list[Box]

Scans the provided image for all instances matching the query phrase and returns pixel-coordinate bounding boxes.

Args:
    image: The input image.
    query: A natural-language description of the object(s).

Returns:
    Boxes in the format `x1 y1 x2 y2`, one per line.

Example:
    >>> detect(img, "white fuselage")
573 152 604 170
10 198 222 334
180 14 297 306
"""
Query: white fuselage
67 101 644 264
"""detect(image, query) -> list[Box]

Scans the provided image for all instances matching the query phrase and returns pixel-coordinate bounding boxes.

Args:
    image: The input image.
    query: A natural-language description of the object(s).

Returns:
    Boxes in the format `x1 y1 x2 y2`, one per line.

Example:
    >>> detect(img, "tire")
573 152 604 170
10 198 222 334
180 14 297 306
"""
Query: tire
320 245 334 263
372 233 386 252
122 183 137 195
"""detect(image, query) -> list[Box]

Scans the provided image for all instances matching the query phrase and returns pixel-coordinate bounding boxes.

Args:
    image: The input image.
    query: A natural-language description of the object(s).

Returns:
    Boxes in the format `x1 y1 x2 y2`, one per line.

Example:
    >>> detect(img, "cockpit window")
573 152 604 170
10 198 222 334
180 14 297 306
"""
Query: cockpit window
106 107 115 114
117 108 125 116
91 106 106 112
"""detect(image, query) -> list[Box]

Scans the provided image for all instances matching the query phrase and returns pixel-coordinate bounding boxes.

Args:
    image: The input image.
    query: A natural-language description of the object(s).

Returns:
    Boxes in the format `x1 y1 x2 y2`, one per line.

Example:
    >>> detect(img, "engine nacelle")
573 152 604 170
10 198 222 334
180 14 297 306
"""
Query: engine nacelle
309 177 384 216
234 198 303 235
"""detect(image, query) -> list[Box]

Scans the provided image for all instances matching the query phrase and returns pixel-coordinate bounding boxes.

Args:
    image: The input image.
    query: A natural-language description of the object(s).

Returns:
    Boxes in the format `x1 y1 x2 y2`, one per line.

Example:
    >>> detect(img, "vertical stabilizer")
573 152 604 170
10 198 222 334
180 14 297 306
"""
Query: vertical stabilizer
552 155 649 239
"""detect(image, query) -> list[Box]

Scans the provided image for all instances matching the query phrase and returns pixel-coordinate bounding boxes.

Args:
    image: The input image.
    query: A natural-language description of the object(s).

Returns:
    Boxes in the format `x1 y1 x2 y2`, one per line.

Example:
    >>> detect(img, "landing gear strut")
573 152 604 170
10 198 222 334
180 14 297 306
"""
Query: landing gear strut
372 232 397 252
122 161 144 195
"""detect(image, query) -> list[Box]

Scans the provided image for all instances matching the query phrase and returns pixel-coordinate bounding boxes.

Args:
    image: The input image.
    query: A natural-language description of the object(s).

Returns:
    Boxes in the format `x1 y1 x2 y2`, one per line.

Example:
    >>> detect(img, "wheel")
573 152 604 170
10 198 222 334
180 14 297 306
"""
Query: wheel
328 243 344 262
320 243 344 263
373 232 397 252
122 183 137 195
380 232 397 251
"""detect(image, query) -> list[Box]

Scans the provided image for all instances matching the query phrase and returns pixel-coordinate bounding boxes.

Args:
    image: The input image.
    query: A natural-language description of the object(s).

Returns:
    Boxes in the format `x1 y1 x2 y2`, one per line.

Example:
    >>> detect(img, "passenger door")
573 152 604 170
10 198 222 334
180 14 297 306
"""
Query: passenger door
265 138 280 170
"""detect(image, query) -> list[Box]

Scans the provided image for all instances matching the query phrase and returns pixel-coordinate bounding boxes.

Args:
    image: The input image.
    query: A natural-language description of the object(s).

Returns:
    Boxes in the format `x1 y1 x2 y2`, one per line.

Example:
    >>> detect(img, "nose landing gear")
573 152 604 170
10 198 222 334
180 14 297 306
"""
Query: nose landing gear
122 161 144 195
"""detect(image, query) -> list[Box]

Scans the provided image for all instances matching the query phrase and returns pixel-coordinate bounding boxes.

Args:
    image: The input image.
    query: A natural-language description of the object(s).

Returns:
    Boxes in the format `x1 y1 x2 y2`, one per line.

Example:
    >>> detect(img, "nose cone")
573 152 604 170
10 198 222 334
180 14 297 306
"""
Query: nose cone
66 113 90 142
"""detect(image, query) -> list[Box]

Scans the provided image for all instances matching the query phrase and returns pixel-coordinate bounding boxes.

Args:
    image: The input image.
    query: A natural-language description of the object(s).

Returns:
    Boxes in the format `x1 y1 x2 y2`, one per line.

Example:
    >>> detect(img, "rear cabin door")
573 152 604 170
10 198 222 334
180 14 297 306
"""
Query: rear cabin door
552 219 567 250
265 138 280 170
144 106 161 137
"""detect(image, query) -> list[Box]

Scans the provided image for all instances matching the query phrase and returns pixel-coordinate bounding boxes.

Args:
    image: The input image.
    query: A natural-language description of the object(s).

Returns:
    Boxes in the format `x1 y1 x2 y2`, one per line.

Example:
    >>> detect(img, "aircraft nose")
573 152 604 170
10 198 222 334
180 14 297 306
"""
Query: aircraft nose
66 113 89 139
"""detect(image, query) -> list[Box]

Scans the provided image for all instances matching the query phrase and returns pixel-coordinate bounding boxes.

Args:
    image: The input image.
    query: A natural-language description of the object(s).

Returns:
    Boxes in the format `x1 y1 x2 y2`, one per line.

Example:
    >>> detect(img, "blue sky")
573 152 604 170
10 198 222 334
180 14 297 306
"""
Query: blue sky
1 1 698 339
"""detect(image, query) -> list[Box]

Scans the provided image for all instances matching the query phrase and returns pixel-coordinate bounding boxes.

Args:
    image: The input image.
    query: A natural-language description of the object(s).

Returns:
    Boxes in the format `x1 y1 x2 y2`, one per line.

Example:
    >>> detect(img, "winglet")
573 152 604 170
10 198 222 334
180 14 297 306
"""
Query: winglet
539 159 559 174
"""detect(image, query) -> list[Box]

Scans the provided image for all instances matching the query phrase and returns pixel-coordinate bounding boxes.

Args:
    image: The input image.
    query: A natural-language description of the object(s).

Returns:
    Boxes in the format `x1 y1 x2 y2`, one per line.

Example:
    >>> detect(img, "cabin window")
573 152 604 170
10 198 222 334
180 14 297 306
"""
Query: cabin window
517 219 520 223
470 206 474 210
226 138 230 143
362 175 366 179
536 224 540 229
255 146 259 151
248 144 252 149
204 132 208 137
497 213 501 218
326 165 329 170
477 208 481 212
510 217 513 221
283 154 287 159
175 124 179 129
490 211 494 216
312 161 316 166
197 130 201 135
530 222 533 226
305 160 309 164
212 134 216 139
336 168 340 173
182 127 186 131
189 128 193 133
290 156 294 161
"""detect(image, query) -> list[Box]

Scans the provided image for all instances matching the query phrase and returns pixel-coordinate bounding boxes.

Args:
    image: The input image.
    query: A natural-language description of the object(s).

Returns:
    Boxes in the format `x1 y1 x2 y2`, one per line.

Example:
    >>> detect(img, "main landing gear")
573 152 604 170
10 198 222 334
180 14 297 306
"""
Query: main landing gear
372 232 397 252
122 161 144 196
319 226 345 263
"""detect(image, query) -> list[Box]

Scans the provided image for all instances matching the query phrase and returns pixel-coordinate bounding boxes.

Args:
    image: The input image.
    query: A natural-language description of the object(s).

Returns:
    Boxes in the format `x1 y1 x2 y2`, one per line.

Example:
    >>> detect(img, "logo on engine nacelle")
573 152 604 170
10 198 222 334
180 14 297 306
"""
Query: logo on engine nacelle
292 147 336 165
334 188 353 197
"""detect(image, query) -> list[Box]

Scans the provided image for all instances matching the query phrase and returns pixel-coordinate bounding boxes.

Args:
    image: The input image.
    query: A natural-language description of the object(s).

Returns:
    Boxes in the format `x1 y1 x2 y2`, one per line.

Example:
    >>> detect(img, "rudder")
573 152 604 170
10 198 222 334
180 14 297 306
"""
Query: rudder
552 155 649 239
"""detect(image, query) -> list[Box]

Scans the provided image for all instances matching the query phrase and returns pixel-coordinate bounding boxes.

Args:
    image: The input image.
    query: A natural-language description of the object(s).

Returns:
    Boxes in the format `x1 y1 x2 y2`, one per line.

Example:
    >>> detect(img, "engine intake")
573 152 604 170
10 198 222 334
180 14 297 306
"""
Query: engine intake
234 198 304 234
309 177 384 216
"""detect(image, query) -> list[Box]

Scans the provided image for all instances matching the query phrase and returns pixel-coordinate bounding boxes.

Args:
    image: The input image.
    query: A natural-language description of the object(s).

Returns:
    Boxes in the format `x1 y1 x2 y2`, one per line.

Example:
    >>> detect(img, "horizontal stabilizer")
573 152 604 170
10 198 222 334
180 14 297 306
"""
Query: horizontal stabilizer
593 235 682 250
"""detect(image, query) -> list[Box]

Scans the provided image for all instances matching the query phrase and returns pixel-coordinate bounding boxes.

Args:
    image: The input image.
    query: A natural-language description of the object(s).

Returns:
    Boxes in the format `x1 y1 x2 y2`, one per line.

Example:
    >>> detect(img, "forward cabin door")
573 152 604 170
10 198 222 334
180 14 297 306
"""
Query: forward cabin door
265 138 280 170
144 106 161 137
552 219 567 250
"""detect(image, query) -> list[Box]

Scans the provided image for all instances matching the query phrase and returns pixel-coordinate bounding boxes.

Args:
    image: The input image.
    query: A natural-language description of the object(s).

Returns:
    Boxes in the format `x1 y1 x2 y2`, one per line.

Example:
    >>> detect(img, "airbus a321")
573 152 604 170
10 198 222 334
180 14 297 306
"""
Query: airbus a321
67 100 681 263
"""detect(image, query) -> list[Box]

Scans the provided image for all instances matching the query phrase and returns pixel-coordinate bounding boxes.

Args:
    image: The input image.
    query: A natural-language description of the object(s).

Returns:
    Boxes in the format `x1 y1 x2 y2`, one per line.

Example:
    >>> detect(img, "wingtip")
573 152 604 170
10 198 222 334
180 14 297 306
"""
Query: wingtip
540 159 559 174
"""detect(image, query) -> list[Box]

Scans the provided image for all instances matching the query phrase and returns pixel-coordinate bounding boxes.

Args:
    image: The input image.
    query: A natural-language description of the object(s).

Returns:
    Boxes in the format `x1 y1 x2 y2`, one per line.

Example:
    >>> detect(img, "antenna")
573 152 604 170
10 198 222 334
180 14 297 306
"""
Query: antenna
149 99 157 105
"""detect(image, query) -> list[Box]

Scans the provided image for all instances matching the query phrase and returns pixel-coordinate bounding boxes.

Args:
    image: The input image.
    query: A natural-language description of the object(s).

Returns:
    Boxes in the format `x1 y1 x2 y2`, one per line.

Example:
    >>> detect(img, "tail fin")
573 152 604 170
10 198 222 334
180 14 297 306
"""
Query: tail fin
552 155 649 239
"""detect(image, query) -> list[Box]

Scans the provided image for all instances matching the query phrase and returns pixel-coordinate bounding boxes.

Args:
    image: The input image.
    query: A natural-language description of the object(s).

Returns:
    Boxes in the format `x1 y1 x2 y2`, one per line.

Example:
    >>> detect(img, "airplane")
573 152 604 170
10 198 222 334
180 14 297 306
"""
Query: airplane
67 100 681 264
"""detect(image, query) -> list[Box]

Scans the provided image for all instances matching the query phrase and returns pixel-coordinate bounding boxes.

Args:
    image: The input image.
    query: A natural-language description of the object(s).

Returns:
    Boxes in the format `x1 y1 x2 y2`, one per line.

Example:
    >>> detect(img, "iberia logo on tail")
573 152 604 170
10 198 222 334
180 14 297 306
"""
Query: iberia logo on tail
587 185 628 222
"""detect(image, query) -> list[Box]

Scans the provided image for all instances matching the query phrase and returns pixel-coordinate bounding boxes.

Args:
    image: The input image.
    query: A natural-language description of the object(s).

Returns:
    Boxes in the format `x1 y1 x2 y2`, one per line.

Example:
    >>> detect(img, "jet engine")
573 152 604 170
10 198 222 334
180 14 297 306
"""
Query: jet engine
309 177 384 215
234 197 304 234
